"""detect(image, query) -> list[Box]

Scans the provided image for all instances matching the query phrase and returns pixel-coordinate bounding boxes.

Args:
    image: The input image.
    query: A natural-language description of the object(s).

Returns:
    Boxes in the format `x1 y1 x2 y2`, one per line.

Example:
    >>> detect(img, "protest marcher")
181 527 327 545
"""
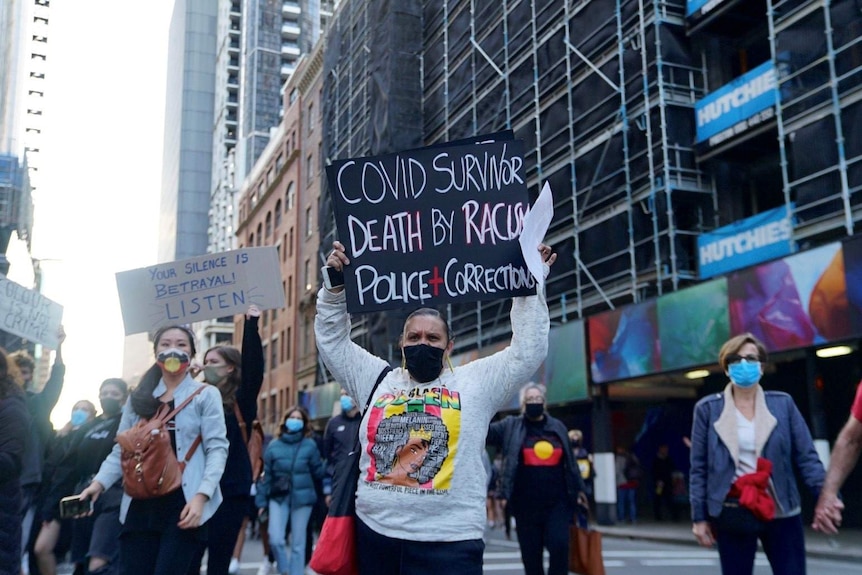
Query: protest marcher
568 429 594 501
38 380 127 575
689 333 825 575
10 326 66 572
322 389 362 507
314 239 554 575
255 407 324 575
33 399 97 575
0 347 31 575
615 446 641 523
813 380 862 534
186 305 264 575
78 325 229 575
651 443 679 522
487 383 587 575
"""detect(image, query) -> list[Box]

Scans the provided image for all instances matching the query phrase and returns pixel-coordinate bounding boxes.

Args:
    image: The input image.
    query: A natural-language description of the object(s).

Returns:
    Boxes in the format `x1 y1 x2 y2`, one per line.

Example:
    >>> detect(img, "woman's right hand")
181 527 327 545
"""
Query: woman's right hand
692 520 715 547
78 481 105 510
326 241 349 270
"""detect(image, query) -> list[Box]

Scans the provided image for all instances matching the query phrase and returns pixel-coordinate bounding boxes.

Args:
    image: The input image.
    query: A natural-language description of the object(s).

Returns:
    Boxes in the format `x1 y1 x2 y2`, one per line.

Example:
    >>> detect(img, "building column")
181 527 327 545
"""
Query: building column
592 385 616 525
806 351 831 469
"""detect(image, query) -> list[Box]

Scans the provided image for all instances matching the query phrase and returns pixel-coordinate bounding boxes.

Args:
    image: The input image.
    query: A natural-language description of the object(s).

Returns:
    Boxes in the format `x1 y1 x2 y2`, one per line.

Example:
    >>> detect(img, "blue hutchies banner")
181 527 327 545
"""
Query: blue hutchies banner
694 61 780 147
686 0 729 19
698 205 796 279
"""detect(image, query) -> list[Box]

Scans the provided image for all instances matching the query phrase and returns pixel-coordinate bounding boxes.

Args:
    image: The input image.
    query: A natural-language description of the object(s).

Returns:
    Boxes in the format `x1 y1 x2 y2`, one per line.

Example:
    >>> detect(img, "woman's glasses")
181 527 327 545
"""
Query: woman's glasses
727 354 760 364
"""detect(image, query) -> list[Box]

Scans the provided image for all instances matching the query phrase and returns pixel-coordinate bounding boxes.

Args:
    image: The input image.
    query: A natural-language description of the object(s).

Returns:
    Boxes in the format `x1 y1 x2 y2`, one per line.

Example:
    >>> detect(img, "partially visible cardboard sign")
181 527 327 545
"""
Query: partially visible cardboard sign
116 247 285 335
0 274 64 348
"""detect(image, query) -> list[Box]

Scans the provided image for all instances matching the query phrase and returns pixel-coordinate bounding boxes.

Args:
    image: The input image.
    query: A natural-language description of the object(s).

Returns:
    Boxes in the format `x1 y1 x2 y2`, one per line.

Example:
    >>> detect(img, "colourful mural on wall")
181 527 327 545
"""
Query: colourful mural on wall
589 302 660 384
658 279 730 371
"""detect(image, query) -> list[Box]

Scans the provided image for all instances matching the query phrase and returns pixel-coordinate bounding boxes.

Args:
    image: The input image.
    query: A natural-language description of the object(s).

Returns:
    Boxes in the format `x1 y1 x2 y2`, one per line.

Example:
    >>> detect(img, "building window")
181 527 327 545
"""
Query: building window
289 227 294 256
276 154 284 172
307 103 314 134
304 259 311 291
280 329 286 363
265 212 272 237
282 234 287 262
256 224 262 246
285 182 295 211
262 343 268 369
270 338 278 369
287 276 293 307
303 319 311 357
305 206 312 238
306 154 313 183
249 232 254 246
289 88 298 105
275 200 282 227
286 327 292 360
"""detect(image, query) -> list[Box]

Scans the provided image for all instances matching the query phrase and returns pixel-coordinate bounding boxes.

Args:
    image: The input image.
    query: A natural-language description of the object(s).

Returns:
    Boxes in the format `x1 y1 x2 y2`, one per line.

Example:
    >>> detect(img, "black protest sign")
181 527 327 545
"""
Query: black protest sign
325 138 536 313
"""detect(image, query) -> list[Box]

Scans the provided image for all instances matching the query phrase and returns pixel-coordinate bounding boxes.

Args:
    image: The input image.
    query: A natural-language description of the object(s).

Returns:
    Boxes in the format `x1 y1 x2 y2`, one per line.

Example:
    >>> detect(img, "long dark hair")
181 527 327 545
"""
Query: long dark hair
204 345 242 409
131 325 197 419
0 348 24 401
278 405 310 438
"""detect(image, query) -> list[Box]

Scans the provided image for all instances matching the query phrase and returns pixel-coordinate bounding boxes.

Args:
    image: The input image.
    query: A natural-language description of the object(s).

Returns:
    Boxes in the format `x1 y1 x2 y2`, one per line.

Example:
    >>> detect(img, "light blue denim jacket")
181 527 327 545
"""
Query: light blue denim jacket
93 375 229 524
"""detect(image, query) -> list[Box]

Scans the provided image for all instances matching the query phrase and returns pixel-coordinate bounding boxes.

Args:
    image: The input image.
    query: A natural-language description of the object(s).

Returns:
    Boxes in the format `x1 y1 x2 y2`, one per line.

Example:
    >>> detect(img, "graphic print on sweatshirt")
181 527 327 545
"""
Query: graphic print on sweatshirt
364 384 460 493
522 432 564 466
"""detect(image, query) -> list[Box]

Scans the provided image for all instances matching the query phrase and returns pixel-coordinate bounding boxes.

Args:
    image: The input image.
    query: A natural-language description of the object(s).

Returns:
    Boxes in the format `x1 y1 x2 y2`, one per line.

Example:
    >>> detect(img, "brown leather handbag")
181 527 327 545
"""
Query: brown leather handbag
116 386 205 499
569 514 605 575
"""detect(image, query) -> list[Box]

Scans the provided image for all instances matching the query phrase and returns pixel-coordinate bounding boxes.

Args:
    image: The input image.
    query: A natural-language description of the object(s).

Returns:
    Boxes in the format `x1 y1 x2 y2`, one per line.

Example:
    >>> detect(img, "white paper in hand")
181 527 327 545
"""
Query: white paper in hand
519 181 554 290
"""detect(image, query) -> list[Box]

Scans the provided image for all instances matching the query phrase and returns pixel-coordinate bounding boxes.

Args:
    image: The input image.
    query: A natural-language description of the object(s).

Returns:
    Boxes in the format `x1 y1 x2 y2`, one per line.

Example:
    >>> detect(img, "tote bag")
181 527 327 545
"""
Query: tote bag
309 366 390 575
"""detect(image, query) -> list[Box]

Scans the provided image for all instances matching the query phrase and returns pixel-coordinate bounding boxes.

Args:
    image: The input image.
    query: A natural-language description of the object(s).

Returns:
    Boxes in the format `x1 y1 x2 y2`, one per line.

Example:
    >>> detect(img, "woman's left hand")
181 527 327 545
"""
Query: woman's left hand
538 243 557 267
178 493 208 529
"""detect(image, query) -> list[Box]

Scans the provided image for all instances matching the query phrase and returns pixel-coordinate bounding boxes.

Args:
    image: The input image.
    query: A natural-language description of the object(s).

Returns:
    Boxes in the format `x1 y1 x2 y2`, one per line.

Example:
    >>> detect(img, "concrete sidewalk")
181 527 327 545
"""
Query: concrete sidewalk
594 520 862 561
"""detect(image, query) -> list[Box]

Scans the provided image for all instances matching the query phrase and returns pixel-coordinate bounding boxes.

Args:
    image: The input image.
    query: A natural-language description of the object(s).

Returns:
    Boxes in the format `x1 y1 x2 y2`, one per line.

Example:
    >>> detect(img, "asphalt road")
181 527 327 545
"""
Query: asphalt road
224 524 859 575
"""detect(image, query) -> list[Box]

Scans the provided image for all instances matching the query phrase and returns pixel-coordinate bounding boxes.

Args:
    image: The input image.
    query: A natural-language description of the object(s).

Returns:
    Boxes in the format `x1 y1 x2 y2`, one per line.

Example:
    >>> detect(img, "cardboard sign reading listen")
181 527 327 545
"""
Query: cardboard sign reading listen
0 274 64 349
325 137 535 313
116 247 285 335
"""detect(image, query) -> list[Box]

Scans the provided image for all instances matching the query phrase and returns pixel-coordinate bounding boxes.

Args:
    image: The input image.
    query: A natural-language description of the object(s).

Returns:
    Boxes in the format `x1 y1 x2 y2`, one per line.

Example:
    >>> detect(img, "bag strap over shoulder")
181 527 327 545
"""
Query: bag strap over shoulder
159 384 206 422
233 402 249 444
160 384 206 470
361 366 391 417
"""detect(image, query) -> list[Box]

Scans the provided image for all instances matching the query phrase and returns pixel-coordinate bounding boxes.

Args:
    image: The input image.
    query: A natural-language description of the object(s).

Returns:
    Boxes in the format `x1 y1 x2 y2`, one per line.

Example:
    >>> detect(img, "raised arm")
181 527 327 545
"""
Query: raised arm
238 305 264 424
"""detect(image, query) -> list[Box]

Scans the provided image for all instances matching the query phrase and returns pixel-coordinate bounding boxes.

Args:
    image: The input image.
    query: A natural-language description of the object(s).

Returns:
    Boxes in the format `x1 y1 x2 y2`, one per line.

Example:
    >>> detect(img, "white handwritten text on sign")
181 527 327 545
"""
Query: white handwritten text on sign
326 139 535 313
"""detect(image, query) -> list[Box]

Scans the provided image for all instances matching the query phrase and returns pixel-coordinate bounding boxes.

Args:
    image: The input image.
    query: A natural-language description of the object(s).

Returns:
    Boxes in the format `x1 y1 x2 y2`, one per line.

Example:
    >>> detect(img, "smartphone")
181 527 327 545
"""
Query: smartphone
321 266 345 290
59 495 93 519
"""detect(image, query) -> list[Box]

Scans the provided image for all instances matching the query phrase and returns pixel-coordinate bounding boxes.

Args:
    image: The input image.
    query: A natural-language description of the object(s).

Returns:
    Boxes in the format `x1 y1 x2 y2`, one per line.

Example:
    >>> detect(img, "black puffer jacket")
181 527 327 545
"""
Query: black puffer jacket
0 393 31 575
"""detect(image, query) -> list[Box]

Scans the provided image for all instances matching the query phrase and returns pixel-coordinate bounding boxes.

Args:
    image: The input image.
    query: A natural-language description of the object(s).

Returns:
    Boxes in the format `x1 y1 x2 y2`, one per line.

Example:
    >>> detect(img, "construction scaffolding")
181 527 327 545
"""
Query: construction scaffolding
317 0 862 375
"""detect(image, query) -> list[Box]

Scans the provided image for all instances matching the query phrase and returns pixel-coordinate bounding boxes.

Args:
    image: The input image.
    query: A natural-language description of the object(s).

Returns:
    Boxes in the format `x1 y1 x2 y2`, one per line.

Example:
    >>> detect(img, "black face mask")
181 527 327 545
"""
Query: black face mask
100 397 123 417
403 344 445 383
525 403 545 419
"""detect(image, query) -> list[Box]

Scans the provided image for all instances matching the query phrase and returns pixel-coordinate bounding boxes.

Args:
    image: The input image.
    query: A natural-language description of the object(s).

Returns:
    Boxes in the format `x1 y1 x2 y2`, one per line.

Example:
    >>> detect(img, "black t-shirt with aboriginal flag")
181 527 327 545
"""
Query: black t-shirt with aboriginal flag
511 417 567 511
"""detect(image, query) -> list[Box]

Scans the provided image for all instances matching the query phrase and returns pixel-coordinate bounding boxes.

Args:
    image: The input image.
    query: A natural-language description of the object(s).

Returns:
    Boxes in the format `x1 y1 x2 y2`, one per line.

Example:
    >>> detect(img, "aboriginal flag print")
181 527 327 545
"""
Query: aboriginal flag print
522 433 564 467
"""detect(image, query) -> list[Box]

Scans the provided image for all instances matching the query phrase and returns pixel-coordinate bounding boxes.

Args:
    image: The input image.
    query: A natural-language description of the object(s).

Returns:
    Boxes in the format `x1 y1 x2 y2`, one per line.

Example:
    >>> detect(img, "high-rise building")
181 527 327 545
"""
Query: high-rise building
202 0 336 351
159 0 218 263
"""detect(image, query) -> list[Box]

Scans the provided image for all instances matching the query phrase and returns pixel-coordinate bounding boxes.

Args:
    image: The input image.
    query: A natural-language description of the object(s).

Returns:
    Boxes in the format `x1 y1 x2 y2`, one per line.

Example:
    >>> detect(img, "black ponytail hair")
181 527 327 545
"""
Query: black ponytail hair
130 325 197 419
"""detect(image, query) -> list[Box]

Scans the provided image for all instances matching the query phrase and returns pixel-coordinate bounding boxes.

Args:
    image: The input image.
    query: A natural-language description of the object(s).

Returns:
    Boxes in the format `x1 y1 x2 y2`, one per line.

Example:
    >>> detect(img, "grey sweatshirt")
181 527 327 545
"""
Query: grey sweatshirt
314 287 549 542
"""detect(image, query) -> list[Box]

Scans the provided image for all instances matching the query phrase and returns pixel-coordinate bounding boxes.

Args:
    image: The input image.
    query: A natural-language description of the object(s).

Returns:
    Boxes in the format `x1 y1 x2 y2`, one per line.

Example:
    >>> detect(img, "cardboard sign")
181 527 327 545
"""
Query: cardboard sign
0 274 64 349
325 138 536 313
116 247 285 335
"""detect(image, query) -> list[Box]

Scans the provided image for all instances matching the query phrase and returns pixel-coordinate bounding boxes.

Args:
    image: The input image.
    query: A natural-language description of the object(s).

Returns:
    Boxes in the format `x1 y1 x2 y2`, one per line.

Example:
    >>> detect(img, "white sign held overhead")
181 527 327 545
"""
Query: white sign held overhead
519 181 554 290
115 247 285 335
0 274 64 349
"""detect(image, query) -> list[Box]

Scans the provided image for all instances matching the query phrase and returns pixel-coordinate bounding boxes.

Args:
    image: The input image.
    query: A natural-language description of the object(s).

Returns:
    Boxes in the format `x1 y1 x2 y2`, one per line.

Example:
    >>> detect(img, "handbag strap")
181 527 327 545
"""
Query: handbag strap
350 366 392 452
233 402 249 444
158 385 205 471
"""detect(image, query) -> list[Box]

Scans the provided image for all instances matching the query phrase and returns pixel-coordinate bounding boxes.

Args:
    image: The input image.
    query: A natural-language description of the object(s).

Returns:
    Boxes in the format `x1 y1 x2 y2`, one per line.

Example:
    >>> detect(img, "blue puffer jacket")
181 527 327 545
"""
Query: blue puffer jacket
256 431 324 508
689 384 825 523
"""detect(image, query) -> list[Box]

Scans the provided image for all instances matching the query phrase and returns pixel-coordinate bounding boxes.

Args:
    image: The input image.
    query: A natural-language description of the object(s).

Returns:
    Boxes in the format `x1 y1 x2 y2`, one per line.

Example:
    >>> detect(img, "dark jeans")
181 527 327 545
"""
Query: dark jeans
653 484 678 521
513 501 572 575
186 496 249 575
715 514 806 575
356 517 484 575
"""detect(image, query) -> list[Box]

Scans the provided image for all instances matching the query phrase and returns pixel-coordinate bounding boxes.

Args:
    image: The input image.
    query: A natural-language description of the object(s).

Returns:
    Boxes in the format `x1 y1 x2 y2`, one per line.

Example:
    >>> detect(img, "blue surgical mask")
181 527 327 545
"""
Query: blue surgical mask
728 361 761 388
285 418 303 433
71 409 90 428
340 396 355 412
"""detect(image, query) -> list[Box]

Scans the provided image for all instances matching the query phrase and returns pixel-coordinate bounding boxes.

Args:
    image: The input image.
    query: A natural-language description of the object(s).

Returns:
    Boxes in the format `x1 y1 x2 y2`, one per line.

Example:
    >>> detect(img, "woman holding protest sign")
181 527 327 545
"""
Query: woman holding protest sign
186 304 264 575
78 325 228 575
314 239 555 575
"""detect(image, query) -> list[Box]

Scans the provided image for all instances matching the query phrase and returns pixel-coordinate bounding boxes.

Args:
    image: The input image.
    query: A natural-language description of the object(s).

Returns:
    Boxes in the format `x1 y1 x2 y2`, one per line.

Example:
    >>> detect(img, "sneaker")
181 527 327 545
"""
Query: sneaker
228 557 240 575
256 561 272 575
